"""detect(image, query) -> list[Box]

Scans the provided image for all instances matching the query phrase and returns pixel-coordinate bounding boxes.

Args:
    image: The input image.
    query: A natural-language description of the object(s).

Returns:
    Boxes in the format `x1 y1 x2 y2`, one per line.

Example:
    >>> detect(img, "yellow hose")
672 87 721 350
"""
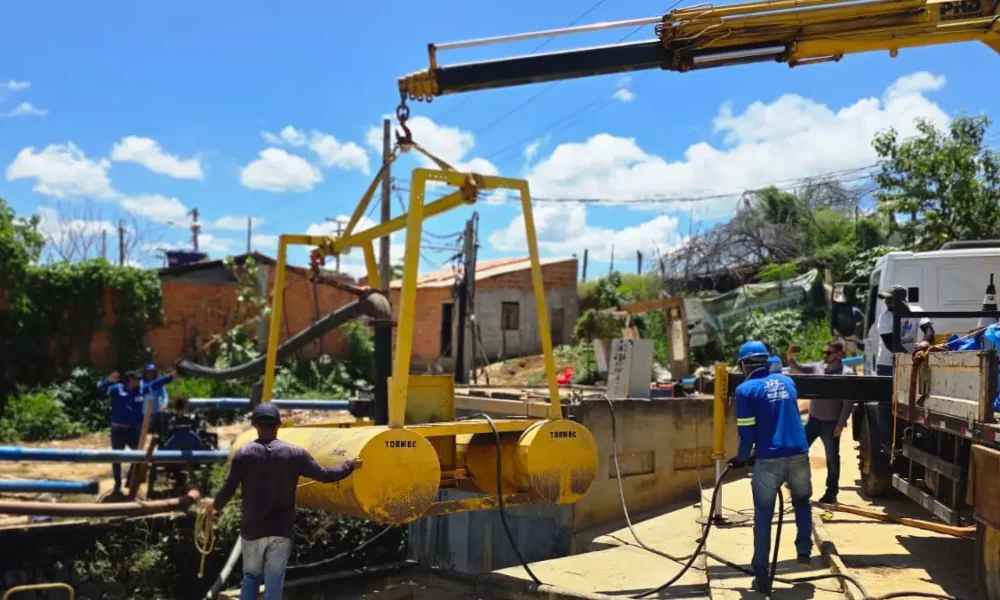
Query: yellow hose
194 506 216 579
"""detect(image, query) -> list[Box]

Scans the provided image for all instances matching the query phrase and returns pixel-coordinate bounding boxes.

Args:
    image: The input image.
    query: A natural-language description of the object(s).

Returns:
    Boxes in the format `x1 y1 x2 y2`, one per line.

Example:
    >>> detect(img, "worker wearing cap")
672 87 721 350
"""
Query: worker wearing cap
730 341 812 594
141 363 170 413
875 285 935 376
204 403 363 600
99 367 175 494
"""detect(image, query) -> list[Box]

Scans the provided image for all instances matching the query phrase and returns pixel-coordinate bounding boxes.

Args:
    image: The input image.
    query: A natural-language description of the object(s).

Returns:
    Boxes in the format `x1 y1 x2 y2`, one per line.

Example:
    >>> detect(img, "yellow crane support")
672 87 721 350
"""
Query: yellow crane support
239 142 598 525
398 0 999 100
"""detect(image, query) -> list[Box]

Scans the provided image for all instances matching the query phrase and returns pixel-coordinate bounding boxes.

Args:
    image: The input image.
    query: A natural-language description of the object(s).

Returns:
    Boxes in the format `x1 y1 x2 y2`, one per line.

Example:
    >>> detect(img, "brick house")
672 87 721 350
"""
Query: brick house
148 253 357 369
381 256 580 372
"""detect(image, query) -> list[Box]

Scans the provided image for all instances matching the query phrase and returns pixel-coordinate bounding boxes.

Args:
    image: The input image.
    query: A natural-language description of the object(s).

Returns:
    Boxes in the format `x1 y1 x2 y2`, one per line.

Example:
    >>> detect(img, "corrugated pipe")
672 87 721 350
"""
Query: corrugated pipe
186 399 351 410
0 479 99 494
0 489 199 516
175 292 391 381
0 447 229 463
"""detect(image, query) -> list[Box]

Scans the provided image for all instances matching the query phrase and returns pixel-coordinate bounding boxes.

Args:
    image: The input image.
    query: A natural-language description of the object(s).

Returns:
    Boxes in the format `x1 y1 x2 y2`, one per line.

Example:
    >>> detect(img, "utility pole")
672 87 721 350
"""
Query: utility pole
189 208 200 252
373 117 393 426
247 217 252 254
582 249 588 282
455 216 476 384
324 218 345 273
637 250 643 275
101 230 108 261
609 244 615 274
117 220 126 266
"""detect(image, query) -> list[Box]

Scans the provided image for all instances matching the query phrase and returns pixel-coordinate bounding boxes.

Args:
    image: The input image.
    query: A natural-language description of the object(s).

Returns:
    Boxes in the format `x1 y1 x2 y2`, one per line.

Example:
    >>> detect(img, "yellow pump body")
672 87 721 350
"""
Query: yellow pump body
231 426 441 524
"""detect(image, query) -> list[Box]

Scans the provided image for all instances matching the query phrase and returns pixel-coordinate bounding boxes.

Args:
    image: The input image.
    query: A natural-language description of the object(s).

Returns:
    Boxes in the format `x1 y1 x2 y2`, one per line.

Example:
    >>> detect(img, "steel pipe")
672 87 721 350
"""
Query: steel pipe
0 479 99 494
0 447 229 463
186 398 351 410
0 490 199 517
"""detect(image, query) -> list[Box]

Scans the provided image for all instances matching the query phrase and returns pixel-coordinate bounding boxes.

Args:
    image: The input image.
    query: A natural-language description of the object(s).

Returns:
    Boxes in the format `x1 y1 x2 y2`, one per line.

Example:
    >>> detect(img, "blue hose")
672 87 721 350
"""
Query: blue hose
0 447 229 463
0 479 100 494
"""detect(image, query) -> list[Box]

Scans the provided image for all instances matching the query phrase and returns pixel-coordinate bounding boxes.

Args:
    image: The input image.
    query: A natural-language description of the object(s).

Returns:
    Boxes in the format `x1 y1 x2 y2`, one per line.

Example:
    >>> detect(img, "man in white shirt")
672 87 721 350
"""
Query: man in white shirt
875 285 934 376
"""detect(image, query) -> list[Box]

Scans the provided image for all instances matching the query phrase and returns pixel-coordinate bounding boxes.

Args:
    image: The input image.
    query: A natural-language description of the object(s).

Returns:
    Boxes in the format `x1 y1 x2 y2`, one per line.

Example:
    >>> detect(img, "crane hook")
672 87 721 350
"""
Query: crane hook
395 100 414 151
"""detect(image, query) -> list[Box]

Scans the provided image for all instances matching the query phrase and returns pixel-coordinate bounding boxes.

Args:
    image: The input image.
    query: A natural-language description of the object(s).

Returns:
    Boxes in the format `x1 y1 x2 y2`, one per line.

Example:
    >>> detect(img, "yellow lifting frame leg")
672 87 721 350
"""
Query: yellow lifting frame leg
258 168 562 427
388 168 562 427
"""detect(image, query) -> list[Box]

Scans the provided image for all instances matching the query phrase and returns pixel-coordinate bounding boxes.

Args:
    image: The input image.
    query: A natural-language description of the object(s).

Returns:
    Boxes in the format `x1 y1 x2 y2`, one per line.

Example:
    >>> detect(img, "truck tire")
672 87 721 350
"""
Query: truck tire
976 522 1000 600
857 409 893 497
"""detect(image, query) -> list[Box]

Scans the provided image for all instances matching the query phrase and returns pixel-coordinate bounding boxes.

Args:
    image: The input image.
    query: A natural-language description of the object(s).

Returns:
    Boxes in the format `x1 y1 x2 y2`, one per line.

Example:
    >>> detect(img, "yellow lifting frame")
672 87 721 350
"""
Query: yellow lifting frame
259 167 563 428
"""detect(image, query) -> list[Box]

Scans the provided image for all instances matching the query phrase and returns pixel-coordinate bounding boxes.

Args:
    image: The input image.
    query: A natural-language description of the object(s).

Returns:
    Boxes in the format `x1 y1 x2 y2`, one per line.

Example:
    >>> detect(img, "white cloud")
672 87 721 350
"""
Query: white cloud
489 203 680 262
6 142 115 199
7 102 48 117
524 136 550 161
523 71 950 218
613 76 636 102
366 115 498 175
251 234 279 250
110 136 204 180
198 234 233 253
3 80 30 92
120 194 188 224
240 148 322 192
262 125 308 147
260 126 369 174
309 132 369 174
212 215 263 231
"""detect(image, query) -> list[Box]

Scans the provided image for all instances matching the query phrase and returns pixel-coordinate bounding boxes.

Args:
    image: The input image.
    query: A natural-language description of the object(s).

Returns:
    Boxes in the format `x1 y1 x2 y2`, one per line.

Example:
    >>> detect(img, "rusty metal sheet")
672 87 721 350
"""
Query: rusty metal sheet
970 444 1000 531
896 351 994 424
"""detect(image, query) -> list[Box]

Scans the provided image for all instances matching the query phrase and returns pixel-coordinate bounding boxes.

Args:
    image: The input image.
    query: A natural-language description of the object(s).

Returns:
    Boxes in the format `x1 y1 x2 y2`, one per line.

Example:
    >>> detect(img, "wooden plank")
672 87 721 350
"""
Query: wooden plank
970 444 1000 531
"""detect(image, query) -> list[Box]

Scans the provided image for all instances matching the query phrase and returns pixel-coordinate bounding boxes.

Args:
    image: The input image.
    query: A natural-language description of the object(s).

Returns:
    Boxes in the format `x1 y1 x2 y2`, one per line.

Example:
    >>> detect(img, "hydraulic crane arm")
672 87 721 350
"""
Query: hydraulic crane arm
398 0 1000 101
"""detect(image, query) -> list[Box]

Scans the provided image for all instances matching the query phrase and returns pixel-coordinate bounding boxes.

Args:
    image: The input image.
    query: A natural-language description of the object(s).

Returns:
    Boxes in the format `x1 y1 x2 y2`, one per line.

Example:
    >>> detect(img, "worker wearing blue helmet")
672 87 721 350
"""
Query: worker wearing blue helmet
142 363 170 414
730 340 812 594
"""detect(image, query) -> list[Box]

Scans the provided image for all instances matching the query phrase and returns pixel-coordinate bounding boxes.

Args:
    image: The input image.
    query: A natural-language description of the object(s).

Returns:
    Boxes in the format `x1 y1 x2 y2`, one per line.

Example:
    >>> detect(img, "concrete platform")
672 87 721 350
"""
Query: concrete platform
494 502 711 598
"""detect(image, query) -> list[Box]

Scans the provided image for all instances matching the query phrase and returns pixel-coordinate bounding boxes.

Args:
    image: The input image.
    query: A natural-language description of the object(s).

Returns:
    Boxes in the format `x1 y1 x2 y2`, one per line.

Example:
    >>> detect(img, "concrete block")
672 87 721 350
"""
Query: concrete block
606 339 654 399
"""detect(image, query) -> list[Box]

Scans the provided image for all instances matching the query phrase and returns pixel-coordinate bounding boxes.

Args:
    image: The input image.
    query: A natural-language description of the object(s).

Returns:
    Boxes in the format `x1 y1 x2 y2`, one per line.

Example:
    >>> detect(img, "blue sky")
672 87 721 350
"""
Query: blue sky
2 0 998 278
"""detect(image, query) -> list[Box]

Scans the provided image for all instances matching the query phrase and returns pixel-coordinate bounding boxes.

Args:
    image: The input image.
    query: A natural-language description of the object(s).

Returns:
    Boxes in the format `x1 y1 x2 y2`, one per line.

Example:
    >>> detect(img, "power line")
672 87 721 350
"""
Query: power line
438 0 617 125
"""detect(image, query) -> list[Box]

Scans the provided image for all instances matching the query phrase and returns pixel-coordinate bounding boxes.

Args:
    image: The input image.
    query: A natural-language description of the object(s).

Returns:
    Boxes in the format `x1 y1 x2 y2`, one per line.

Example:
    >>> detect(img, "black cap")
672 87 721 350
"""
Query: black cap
251 403 281 425
878 284 906 299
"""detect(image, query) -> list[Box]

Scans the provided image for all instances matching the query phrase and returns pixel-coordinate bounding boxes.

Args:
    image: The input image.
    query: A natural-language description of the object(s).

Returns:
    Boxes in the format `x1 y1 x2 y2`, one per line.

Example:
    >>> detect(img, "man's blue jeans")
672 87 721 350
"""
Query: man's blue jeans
750 454 813 586
240 536 292 600
804 418 840 499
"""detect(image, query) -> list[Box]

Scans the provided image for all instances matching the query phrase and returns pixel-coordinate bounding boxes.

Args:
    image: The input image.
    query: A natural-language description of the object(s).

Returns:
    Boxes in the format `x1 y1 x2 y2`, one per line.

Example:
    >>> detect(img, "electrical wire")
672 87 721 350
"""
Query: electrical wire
480 398 960 600
286 525 397 570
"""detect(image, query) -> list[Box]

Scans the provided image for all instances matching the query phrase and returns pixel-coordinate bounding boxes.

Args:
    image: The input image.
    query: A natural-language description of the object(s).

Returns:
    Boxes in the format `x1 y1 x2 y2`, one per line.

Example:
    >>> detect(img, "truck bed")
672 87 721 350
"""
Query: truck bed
895 351 1000 448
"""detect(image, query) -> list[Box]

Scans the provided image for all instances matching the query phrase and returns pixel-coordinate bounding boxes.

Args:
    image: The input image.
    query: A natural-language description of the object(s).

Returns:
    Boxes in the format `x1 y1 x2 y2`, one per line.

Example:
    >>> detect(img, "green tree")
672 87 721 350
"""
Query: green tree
873 115 1000 250
0 197 44 310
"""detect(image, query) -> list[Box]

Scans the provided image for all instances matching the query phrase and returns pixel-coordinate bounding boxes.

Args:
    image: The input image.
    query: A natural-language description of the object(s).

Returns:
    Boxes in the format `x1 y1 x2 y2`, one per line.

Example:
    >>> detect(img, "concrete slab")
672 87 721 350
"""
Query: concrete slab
701 476 844 600
494 503 711 599
806 420 978 600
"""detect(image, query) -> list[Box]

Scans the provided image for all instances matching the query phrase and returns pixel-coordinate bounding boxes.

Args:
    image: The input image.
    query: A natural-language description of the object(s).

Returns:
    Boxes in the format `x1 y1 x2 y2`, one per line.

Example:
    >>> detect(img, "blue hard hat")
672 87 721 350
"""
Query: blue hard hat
767 355 783 372
737 341 769 362
144 363 157 372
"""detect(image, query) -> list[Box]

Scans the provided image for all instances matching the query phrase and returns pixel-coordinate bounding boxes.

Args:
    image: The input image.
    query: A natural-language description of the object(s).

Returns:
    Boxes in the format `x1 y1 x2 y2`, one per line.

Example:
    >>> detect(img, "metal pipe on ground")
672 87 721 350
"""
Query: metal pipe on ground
186 399 351 410
0 447 229 463
0 479 100 494
0 490 199 517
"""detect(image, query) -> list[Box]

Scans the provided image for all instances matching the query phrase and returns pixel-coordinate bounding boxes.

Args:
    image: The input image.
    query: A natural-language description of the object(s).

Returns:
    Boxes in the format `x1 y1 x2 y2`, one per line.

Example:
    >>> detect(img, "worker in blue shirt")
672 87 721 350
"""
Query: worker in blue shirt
99 368 175 494
142 363 170 413
728 341 812 594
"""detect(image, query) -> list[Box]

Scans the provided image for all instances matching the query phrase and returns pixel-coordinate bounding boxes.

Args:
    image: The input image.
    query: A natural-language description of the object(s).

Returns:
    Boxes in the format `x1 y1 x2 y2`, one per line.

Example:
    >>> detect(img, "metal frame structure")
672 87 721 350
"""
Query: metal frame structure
259 167 561 430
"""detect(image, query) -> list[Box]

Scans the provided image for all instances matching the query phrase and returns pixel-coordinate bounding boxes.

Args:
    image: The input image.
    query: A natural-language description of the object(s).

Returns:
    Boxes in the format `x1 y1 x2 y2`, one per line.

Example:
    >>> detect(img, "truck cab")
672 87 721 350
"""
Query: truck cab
860 247 1000 375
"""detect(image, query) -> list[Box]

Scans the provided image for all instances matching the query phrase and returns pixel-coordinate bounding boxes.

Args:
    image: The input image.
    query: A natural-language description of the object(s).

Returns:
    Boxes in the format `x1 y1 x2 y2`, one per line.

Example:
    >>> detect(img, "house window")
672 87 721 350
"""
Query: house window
501 302 520 331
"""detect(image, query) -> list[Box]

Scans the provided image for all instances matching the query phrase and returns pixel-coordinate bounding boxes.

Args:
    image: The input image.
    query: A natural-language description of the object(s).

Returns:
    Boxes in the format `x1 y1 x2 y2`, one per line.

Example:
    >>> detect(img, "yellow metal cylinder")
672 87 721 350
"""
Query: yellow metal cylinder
231 426 441 524
460 420 598 504
712 362 728 459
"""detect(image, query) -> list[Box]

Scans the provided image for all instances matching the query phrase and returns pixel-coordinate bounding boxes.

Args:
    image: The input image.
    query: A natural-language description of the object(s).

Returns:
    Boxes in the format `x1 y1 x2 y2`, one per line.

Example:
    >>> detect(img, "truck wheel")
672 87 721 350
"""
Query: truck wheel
857 409 892 497
976 522 1000 600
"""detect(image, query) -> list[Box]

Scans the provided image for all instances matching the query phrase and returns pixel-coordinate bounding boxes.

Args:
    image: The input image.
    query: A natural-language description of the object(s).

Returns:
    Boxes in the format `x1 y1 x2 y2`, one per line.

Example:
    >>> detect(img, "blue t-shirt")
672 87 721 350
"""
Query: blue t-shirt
735 368 808 461
98 375 173 426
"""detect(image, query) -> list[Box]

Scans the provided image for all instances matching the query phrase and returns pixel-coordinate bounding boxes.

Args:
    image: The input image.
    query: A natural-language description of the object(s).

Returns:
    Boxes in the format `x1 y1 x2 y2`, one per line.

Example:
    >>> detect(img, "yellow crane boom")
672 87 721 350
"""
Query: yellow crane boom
398 0 1000 101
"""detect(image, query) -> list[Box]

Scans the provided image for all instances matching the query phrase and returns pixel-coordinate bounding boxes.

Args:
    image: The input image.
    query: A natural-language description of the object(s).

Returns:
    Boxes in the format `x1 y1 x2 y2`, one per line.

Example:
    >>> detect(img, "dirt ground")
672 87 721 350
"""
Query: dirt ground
478 354 580 387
